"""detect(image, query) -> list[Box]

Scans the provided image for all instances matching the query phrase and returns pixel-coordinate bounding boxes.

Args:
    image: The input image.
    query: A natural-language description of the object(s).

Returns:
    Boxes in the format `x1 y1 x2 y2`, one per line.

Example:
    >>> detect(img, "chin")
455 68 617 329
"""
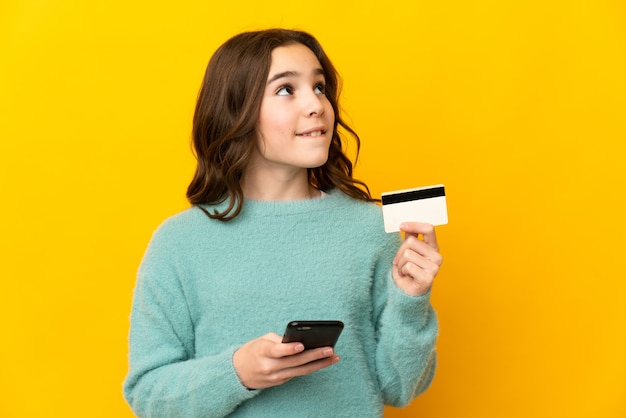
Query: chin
307 154 330 168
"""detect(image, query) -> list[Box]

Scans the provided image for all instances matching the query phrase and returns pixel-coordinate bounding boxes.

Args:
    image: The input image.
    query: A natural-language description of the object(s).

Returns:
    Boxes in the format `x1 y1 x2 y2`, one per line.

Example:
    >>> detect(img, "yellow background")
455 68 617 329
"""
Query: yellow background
1 0 625 417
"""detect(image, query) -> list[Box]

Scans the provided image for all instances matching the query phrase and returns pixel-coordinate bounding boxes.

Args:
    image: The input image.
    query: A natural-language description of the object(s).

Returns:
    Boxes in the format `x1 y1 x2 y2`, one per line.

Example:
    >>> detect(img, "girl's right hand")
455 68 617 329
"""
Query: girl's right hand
232 332 339 390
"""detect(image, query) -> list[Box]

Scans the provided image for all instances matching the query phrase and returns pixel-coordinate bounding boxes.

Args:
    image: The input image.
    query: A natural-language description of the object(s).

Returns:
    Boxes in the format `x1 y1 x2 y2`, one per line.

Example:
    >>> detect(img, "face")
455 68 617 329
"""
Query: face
253 43 335 175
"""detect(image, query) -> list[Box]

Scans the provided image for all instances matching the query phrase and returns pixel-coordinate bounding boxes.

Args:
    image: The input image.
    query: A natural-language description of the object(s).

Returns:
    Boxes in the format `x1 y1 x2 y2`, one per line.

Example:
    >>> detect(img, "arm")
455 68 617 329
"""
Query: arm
372 223 441 407
123 228 339 417
123 252 259 418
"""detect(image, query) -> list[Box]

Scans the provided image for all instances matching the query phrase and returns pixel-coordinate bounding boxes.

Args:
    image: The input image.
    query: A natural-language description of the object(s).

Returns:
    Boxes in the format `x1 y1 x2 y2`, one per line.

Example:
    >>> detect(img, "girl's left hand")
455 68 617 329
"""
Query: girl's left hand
392 222 443 297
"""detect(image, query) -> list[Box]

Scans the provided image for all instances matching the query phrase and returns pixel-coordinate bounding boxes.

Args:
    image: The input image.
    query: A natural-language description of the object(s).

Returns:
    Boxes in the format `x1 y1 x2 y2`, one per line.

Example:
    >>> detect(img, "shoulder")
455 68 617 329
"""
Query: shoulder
320 190 396 242
328 190 384 221
153 206 204 234
145 206 216 252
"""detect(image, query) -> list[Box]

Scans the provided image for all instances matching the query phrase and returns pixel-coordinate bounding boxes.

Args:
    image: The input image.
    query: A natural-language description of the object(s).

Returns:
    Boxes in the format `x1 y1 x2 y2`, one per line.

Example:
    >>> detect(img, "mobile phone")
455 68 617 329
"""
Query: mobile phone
281 320 344 350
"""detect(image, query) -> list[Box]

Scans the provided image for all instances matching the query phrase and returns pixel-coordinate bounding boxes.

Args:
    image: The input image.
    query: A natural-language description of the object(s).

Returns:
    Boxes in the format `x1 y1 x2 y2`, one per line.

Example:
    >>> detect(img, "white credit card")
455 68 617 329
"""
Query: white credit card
381 184 448 233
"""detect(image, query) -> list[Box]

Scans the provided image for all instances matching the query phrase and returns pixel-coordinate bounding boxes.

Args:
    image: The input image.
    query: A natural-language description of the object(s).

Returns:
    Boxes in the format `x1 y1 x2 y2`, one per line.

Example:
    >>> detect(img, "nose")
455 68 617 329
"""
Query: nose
305 91 325 117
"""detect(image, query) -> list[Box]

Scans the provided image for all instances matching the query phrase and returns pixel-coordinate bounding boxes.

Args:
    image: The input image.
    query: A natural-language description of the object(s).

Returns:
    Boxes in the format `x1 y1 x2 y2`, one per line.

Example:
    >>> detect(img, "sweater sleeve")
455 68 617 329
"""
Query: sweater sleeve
123 229 259 417
371 234 439 407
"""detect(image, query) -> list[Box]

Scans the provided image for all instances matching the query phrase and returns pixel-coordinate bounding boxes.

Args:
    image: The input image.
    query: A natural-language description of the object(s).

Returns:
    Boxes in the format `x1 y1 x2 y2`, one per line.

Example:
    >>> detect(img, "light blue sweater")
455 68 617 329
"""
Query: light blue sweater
124 190 438 417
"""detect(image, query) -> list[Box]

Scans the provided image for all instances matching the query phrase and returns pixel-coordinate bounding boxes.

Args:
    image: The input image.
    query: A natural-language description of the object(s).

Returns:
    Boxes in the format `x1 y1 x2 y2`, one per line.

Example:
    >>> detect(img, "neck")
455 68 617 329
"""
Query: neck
241 168 319 201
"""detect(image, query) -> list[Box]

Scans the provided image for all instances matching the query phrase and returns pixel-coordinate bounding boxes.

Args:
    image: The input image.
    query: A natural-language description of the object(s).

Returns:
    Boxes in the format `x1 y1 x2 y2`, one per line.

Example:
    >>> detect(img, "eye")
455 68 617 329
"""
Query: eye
314 83 326 95
276 85 294 96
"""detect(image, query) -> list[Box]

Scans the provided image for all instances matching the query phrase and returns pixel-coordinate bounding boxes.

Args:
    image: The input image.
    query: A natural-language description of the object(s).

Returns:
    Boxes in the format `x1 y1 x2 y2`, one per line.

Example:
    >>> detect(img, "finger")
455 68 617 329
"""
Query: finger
265 333 283 343
421 228 439 252
291 355 340 376
400 222 439 251
262 334 305 359
278 346 335 368
397 236 443 266
392 262 435 296
276 353 340 381
399 222 432 235
398 255 440 280
393 243 441 296
395 251 439 281
269 342 305 359
260 346 337 387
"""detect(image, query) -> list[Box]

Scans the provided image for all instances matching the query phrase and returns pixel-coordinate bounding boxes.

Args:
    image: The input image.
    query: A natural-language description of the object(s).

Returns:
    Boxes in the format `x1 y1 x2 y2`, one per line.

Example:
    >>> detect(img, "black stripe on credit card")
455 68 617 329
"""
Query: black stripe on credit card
382 186 445 205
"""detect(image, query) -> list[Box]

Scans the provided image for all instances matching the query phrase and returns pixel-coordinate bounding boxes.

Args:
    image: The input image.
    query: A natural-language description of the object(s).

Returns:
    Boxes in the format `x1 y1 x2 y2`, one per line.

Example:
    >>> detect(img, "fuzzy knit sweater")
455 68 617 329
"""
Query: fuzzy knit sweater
123 189 438 418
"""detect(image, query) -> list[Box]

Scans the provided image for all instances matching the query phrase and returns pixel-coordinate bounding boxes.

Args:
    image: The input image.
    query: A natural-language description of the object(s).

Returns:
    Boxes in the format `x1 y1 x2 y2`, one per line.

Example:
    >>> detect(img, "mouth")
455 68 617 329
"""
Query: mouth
296 129 327 138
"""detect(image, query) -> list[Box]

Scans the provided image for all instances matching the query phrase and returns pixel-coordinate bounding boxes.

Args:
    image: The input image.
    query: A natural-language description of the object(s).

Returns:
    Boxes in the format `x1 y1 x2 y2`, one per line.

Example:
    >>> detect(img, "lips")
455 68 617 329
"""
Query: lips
296 127 327 137
297 130 324 137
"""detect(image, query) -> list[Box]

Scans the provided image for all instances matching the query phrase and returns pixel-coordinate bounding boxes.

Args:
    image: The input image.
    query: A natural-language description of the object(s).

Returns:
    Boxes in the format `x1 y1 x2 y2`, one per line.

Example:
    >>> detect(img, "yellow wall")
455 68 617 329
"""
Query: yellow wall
1 1 624 417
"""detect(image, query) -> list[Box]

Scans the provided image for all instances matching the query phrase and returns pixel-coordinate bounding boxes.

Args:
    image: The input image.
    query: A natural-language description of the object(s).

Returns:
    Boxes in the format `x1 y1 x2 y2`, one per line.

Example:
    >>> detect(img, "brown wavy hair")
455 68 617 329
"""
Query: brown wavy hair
187 28 376 221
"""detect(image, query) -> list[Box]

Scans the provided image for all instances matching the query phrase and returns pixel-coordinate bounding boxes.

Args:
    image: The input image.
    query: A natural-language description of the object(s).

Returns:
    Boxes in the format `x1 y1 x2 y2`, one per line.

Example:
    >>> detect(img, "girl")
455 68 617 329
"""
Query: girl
124 28 442 417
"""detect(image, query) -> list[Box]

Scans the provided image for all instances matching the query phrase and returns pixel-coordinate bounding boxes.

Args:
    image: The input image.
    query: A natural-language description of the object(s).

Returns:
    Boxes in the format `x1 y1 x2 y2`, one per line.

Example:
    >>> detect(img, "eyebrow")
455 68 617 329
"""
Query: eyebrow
266 68 325 85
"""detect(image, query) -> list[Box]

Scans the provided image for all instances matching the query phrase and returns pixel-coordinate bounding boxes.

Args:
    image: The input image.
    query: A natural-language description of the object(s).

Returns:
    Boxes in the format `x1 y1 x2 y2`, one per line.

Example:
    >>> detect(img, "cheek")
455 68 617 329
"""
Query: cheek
325 102 336 123
258 109 293 137
256 120 291 150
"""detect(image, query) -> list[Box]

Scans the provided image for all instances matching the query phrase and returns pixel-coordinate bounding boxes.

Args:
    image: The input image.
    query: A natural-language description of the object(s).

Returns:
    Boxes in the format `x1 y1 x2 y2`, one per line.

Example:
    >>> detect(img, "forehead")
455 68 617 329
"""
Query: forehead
268 43 323 74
